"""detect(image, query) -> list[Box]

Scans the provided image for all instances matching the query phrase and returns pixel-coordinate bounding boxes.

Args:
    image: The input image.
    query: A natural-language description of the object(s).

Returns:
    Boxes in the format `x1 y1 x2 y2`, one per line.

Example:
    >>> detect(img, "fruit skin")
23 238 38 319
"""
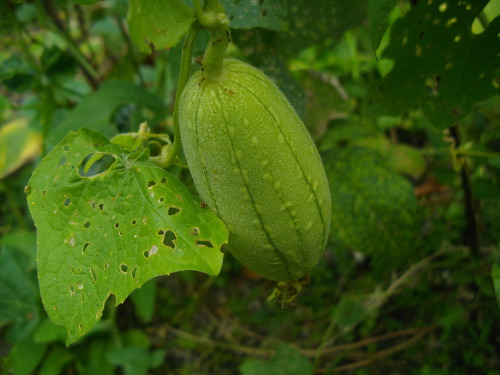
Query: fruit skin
179 59 331 281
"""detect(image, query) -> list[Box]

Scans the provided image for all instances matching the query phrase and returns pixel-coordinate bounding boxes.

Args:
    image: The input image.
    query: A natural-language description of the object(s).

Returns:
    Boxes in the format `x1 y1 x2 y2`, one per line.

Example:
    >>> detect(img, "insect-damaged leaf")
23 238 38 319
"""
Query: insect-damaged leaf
26 128 227 344
366 0 499 128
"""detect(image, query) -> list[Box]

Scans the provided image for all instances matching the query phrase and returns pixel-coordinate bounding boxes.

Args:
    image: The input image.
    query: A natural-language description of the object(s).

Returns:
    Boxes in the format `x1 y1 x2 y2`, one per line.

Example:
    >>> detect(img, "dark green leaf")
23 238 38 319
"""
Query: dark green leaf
221 0 287 30
40 47 77 83
332 295 367 328
6 337 48 375
277 0 367 57
70 0 101 4
127 0 194 53
367 0 397 52
38 346 74 375
26 128 228 344
0 56 37 93
492 263 500 308
0 230 40 341
107 346 166 375
325 147 418 265
47 80 167 148
240 345 313 375
367 0 500 128
130 278 157 323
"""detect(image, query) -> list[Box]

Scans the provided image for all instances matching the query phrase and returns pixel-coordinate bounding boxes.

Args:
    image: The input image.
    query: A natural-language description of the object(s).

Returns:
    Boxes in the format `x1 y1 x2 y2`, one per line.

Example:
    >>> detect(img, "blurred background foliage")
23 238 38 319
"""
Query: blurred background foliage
0 0 499 374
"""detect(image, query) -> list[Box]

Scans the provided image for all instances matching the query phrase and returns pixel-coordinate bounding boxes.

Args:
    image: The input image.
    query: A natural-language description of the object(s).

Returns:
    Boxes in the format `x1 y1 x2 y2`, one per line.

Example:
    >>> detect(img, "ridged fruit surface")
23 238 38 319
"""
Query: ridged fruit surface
179 59 331 281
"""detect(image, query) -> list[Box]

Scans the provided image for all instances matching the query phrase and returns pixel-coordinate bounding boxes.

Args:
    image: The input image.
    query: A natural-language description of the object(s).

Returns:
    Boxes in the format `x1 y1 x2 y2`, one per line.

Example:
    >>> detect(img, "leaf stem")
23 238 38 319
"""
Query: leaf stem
163 21 202 169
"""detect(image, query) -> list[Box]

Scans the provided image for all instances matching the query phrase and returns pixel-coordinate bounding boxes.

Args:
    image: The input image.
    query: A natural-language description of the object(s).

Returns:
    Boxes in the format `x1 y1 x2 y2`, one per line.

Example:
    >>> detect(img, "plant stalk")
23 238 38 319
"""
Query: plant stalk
163 21 202 169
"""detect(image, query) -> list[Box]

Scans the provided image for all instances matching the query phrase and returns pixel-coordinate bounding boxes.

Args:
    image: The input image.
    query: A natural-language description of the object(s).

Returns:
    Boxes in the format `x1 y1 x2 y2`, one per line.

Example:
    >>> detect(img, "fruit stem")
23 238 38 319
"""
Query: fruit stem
163 21 202 169
196 0 230 81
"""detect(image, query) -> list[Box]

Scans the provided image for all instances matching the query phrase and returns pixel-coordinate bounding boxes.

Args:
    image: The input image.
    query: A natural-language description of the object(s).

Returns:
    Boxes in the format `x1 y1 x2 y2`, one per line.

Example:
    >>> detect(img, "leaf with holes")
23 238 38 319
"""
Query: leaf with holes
26 128 227 345
276 0 367 57
366 0 500 129
220 0 287 30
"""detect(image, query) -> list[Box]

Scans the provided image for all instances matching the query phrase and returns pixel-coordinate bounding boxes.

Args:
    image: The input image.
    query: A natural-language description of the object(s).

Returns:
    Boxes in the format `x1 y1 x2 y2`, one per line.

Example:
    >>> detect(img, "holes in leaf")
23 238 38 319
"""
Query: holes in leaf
190 227 200 236
78 153 117 178
196 240 214 248
90 200 96 209
99 203 104 211
69 285 75 294
131 267 137 280
77 281 83 290
120 263 128 273
69 266 82 274
104 263 109 270
162 230 177 249
82 242 90 253
84 221 91 229
167 206 181 216
160 177 167 184
90 266 97 282
144 245 159 258
445 17 457 28
63 145 70 152
131 219 137 226
425 75 441 96
158 196 165 203
114 222 119 229
58 156 66 167
64 197 72 206
148 180 156 188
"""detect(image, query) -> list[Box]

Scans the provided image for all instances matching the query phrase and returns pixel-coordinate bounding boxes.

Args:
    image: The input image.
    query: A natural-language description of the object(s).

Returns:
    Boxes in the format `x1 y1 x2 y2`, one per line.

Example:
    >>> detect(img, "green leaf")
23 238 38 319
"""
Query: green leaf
127 0 194 54
130 278 157 323
40 47 77 83
367 0 397 52
107 347 166 375
38 346 74 375
47 80 167 148
277 0 367 57
6 337 48 375
0 118 42 179
240 345 313 375
367 0 500 128
492 263 500 308
26 128 227 344
325 147 418 265
221 0 287 30
0 55 37 92
70 0 101 4
332 295 367 328
0 230 40 341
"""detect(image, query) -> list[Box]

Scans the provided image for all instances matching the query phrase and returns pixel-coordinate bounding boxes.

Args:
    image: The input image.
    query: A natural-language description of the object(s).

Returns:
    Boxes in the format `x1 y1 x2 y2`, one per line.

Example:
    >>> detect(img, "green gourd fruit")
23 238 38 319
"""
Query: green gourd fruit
179 58 331 286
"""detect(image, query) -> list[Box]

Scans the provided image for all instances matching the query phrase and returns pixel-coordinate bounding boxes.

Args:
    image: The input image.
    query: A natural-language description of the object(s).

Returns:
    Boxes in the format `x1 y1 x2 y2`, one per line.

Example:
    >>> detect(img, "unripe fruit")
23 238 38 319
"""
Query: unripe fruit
179 59 331 281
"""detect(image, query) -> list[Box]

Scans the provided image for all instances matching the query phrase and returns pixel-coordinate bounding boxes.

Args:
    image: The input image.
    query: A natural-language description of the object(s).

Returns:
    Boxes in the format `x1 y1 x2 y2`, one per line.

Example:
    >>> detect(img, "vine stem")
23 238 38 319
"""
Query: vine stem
162 21 202 169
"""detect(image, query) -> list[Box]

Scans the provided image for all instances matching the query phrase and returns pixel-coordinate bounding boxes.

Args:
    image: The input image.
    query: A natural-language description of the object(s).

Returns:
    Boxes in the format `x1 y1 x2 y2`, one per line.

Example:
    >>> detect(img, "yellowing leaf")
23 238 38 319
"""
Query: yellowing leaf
0 118 41 179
